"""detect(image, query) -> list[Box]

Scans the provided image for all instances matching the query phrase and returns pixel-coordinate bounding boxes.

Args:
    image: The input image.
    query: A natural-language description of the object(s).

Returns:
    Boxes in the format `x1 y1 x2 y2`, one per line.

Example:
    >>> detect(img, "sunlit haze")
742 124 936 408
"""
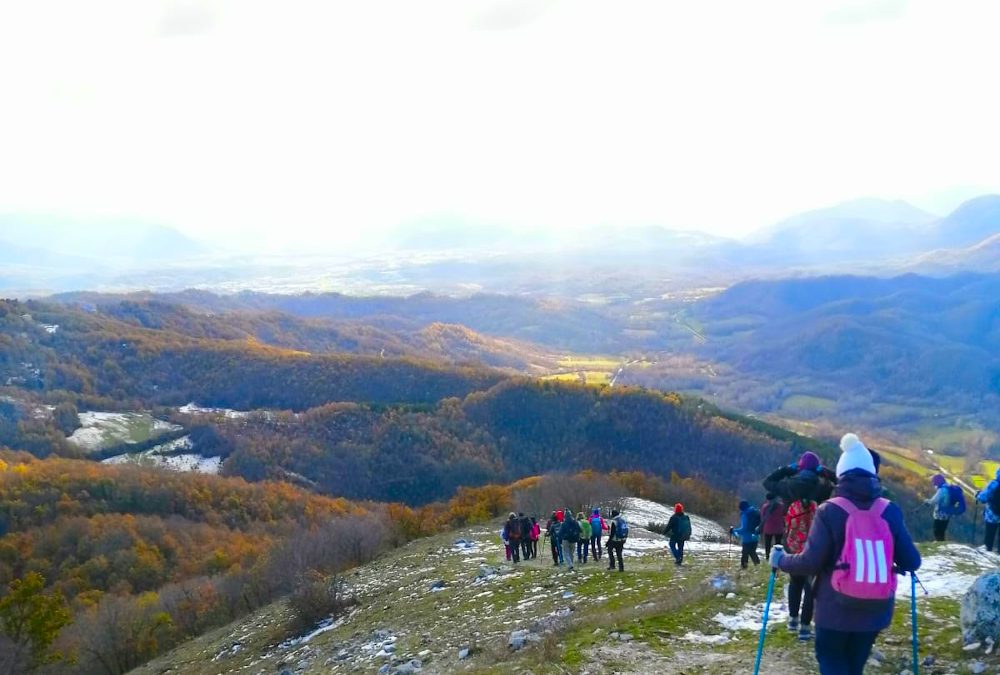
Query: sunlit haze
2 0 1000 254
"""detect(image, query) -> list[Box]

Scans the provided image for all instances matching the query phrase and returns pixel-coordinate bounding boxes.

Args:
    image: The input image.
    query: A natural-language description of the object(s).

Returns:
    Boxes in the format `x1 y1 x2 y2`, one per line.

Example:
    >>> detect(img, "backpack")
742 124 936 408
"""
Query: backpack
828 497 897 605
745 507 762 537
675 514 692 541
785 499 816 554
561 517 581 543
507 521 522 541
590 515 602 534
613 516 629 541
989 483 1000 516
946 485 967 516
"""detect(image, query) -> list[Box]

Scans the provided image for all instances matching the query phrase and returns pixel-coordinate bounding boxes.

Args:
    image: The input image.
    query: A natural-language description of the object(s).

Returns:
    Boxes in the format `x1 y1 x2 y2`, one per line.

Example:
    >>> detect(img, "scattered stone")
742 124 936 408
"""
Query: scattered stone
509 629 530 651
969 661 986 675
384 643 397 653
726 592 736 600
920 655 934 666
378 665 390 675
618 633 634 642
458 647 471 660
429 580 446 591
962 571 1000 643
478 565 497 578
393 659 422 674
562 591 575 599
963 642 982 651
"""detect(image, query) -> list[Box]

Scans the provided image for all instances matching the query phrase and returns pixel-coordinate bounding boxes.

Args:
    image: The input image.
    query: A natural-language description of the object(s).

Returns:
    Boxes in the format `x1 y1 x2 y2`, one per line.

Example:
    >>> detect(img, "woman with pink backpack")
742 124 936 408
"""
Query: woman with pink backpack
769 433 921 675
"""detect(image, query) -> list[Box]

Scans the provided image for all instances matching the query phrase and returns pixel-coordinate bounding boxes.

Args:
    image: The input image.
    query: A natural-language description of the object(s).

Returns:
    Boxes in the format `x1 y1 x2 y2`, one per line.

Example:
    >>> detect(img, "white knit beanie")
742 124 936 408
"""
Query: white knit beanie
836 433 877 477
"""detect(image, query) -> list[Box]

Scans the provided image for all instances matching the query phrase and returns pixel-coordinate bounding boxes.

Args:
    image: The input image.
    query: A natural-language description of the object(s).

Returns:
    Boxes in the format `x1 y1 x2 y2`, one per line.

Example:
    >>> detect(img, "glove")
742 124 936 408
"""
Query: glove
769 547 785 569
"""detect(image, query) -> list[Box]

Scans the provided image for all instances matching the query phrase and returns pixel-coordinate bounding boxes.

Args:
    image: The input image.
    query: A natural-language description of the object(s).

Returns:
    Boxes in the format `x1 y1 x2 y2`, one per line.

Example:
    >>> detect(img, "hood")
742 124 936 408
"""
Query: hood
833 469 882 504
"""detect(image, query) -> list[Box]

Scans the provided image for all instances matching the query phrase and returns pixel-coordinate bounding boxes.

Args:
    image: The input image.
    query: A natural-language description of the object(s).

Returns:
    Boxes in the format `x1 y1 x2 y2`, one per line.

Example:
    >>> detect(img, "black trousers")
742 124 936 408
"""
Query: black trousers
933 518 949 541
607 540 624 571
763 533 781 559
590 534 602 559
521 539 531 560
985 521 999 552
741 542 760 568
549 539 559 564
815 628 878 675
788 574 814 625
509 538 521 562
530 538 538 558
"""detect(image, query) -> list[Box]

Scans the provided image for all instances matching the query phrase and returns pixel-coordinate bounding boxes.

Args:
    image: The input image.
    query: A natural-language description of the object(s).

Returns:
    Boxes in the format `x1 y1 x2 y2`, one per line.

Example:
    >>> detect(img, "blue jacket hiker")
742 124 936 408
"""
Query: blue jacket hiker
976 468 1000 552
771 433 921 675
730 500 761 569
925 473 951 541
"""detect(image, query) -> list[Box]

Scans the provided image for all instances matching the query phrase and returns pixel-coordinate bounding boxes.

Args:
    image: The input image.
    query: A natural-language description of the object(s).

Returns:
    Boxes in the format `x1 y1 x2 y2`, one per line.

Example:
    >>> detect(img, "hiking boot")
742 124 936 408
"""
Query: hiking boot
787 617 799 633
798 625 812 642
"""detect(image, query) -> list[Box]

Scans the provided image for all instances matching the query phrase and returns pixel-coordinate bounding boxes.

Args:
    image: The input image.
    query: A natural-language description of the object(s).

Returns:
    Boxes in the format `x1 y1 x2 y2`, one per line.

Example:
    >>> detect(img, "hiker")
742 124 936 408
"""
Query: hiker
503 512 522 563
784 495 818 641
763 451 837 505
760 492 786 559
544 511 562 565
975 468 1000 552
576 512 592 563
589 508 607 560
925 474 952 541
501 526 511 562
560 508 582 570
530 516 541 559
664 503 692 566
519 512 533 560
769 433 921 675
607 509 628 572
730 500 761 569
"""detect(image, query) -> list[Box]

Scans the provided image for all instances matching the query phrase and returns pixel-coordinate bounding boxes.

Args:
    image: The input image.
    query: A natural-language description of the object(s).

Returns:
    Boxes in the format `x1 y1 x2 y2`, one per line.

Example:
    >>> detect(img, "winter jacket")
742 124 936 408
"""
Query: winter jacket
925 486 951 520
531 522 541 541
608 518 627 542
561 516 582 543
545 518 560 541
778 470 922 633
504 519 522 541
732 507 760 545
976 472 1000 525
763 465 836 504
665 513 691 541
520 516 532 540
579 519 592 540
760 498 787 536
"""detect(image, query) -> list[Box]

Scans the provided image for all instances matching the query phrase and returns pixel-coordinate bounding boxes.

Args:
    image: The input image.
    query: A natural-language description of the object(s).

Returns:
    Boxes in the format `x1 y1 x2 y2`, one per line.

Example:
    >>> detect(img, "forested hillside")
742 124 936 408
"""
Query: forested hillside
0 299 505 411
200 379 828 504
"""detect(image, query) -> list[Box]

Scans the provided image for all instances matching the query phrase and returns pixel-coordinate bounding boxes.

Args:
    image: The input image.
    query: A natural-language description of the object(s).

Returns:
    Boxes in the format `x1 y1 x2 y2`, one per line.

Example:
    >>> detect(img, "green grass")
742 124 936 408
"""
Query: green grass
780 394 837 415
557 356 622 370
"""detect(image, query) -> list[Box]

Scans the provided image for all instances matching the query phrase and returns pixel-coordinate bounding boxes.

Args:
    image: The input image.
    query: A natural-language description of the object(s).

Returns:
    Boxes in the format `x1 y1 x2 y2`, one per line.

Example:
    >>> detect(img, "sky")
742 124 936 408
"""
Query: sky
1 0 999 253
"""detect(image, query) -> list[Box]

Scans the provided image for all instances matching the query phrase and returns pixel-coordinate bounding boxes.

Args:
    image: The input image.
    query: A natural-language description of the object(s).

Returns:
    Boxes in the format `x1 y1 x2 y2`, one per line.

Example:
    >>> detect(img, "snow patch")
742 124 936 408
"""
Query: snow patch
713 600 789 632
68 411 181 452
179 402 250 419
897 543 1000 599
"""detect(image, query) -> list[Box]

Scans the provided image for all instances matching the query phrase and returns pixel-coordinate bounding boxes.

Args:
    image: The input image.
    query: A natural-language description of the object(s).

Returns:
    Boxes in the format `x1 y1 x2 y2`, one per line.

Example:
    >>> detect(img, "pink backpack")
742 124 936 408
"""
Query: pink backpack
828 497 897 602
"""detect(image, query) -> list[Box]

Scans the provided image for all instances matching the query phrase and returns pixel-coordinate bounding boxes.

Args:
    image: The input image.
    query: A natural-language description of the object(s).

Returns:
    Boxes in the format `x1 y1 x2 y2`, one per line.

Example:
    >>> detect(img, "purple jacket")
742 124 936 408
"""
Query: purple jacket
778 470 921 632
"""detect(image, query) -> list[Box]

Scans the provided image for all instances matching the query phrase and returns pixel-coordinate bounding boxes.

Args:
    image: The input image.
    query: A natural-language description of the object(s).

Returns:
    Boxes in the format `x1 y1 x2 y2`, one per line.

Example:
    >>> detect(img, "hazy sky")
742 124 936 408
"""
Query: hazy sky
2 0 999 252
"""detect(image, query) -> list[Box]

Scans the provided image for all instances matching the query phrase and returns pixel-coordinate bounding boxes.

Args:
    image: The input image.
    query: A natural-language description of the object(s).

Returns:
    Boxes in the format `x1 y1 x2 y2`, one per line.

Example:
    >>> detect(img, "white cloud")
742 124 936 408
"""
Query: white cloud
1 0 998 251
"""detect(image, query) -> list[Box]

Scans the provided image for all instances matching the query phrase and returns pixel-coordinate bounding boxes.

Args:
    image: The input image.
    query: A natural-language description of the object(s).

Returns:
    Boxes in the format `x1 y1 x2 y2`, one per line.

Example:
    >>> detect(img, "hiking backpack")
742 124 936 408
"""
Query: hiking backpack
828 497 897 604
946 484 967 516
676 514 692 541
989 483 1000 516
613 516 629 541
507 521 522 541
590 514 602 534
561 517 581 543
746 507 762 538
784 499 816 554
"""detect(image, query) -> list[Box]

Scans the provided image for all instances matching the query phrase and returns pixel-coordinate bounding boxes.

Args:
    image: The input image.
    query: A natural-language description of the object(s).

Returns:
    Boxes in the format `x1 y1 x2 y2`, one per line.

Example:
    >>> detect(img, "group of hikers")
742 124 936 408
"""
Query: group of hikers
501 506 645 572
496 433 1000 674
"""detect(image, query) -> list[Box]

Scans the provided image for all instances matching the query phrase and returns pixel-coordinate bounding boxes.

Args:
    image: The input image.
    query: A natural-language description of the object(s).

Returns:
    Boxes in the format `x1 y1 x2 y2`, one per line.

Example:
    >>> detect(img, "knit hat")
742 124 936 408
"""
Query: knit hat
593 507 600 515
509 512 517 519
674 503 684 514
931 474 946 488
738 500 750 512
798 451 821 472
836 433 877 477
611 509 620 517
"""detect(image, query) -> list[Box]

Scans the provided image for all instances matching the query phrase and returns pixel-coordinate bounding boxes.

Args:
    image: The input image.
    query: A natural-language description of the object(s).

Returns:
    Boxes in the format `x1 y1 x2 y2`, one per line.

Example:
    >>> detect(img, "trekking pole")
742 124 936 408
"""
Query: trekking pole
754 546 780 675
911 572 919 675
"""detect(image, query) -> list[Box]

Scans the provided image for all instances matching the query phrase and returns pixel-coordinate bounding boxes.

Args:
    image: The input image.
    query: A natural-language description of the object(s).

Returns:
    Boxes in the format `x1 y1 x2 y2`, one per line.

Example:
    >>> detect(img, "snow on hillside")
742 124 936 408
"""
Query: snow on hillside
67 411 181 451
621 497 729 556
179 402 250 419
897 543 1000 599
102 435 222 474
